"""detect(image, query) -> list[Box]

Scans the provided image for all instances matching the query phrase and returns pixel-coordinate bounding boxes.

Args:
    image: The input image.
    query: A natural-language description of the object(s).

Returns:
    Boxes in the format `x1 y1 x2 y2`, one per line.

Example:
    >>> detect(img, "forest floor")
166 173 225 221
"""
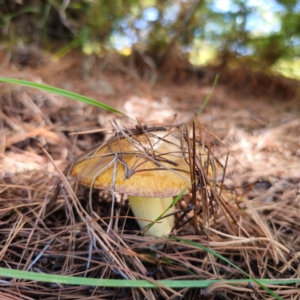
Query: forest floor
2 47 299 186
0 47 300 299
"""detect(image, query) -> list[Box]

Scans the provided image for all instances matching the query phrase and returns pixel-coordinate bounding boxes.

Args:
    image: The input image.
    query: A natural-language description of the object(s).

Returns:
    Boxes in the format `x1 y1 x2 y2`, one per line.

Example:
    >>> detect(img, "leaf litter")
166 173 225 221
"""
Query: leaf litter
0 49 300 299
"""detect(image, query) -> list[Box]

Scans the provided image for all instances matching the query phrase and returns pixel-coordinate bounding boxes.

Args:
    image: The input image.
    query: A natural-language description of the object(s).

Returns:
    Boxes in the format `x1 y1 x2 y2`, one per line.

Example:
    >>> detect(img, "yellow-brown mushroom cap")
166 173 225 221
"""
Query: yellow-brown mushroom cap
71 130 194 197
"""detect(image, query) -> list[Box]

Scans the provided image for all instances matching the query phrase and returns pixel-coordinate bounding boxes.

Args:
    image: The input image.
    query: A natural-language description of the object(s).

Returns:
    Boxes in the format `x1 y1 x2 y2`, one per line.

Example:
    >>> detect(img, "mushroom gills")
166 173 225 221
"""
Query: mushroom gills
128 196 175 236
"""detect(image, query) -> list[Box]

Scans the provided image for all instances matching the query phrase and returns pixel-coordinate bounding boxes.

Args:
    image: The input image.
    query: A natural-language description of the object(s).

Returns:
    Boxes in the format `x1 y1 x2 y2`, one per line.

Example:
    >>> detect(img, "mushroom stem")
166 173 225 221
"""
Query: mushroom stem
128 196 175 236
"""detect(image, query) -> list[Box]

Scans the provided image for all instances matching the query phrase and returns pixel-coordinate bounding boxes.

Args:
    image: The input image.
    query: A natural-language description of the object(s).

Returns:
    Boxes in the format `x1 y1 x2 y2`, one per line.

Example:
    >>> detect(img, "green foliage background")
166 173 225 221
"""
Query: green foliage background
1 0 300 77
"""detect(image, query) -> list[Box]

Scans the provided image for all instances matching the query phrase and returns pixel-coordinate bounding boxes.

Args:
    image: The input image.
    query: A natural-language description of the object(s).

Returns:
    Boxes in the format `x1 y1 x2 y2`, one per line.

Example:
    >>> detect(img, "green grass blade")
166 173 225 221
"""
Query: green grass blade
0 267 299 289
0 78 130 118
197 74 219 116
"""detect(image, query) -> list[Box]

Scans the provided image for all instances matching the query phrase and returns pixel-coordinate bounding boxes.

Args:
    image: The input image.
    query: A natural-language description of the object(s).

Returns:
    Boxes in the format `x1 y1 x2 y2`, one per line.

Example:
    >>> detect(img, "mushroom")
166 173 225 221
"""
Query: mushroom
70 126 213 236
